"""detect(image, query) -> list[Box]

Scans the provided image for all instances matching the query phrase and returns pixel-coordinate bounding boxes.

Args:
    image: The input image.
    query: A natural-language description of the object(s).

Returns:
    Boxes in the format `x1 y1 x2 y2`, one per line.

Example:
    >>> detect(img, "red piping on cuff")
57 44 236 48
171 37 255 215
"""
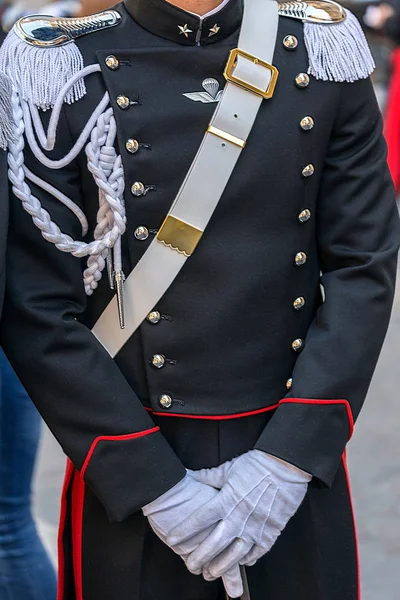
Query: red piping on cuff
80 426 160 480
279 398 355 438
144 404 280 420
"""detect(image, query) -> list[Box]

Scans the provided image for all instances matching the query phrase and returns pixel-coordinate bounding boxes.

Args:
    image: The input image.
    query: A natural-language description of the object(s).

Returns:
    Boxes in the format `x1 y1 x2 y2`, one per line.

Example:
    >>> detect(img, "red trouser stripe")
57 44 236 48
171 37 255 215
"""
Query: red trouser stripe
57 459 75 600
342 453 361 600
71 468 86 600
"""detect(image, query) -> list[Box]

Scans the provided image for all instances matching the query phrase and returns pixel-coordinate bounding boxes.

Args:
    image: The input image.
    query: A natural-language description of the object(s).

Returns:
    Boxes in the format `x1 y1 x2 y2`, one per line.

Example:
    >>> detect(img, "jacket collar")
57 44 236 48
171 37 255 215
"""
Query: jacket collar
123 0 243 45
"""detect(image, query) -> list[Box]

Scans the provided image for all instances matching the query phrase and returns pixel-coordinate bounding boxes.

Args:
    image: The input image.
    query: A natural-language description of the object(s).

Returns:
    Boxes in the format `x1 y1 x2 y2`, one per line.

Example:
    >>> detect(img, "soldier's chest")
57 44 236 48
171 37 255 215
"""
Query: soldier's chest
71 26 339 237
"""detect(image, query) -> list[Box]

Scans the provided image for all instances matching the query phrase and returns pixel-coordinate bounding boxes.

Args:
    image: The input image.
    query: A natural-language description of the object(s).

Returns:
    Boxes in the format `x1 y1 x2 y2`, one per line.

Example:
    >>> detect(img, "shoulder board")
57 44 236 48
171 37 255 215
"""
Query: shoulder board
278 0 375 83
278 0 346 24
14 10 121 47
0 10 121 110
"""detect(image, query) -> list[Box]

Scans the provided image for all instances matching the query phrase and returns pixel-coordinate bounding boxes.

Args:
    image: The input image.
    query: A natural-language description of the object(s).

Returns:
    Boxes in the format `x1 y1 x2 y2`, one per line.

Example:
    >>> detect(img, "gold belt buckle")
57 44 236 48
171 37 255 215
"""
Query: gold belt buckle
224 48 279 100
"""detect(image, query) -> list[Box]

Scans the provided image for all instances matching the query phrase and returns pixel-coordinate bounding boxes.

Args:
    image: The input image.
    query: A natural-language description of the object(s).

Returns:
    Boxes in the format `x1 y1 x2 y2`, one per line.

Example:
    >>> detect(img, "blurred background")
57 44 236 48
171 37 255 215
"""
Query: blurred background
0 0 400 599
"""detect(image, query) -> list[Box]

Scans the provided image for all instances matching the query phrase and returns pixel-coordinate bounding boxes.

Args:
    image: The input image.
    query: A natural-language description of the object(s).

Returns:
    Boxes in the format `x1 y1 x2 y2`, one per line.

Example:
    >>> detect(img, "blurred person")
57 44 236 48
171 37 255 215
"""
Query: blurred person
364 1 400 193
1 0 80 32
0 350 57 600
77 0 110 16
0 1 399 600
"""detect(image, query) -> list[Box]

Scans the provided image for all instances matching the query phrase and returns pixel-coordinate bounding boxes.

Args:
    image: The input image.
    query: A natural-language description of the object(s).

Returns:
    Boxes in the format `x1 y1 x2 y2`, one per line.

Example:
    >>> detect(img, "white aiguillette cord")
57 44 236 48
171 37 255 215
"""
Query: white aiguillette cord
92 0 279 359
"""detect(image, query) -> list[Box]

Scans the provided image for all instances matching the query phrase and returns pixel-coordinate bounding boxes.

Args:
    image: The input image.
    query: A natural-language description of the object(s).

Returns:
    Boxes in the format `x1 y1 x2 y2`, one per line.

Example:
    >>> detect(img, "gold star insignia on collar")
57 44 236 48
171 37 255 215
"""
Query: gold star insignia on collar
178 23 193 38
208 24 220 37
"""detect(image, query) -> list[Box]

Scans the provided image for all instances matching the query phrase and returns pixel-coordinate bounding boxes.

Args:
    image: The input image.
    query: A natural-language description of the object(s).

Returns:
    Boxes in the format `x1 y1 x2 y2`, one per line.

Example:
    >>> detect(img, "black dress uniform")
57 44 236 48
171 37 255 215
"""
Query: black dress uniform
0 0 399 598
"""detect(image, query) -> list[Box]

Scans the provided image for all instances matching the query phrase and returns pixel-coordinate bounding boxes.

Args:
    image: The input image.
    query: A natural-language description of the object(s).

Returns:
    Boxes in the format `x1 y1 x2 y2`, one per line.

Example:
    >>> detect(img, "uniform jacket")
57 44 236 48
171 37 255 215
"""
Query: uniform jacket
0 0 399 598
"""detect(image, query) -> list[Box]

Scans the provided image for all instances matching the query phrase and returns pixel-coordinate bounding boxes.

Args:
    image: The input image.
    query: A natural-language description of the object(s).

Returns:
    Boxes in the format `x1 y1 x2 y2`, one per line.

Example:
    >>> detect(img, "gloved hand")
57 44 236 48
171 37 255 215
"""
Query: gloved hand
142 471 244 598
167 450 311 578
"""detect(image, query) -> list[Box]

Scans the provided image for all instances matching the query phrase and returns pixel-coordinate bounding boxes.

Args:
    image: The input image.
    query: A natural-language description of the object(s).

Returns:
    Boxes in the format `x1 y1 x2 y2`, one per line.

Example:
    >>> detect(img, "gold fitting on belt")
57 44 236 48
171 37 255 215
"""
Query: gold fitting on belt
207 125 246 149
224 48 279 100
156 215 203 257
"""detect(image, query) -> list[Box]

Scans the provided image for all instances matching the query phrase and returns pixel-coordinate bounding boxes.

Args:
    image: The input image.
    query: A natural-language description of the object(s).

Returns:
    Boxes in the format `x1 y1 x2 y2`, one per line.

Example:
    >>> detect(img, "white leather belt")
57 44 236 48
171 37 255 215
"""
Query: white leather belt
93 0 279 358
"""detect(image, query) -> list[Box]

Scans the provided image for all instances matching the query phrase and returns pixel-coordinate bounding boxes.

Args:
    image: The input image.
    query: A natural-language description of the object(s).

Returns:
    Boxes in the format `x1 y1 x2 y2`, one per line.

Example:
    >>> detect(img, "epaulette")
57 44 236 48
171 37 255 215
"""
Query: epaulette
278 0 346 24
0 73 15 149
278 0 374 82
0 11 121 110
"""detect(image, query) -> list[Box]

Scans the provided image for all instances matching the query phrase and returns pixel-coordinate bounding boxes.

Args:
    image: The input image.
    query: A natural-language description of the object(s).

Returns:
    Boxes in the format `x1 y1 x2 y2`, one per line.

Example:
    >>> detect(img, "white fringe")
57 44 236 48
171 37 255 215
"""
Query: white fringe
0 29 86 110
0 73 15 149
305 10 375 83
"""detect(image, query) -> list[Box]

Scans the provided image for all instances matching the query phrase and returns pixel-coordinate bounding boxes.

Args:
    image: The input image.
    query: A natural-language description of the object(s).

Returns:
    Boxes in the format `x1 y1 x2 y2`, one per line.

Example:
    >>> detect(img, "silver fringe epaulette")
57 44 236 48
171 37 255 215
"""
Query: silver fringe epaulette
278 0 346 24
0 10 121 110
278 0 375 82
14 11 121 47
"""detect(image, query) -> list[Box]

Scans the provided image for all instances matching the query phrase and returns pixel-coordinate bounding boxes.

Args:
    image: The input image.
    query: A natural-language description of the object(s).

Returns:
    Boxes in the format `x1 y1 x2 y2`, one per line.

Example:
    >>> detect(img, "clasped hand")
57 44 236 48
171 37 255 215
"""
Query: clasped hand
142 450 311 598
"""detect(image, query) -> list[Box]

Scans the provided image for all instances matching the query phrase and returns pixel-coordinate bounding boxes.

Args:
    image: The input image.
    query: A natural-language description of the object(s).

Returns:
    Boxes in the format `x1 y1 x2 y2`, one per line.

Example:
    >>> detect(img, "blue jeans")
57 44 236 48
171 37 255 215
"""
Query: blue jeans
0 349 57 600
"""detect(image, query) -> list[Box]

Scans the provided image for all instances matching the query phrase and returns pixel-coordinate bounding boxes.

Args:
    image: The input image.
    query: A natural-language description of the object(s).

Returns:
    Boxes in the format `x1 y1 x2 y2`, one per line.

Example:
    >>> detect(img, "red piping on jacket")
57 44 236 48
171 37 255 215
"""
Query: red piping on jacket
56 459 75 600
144 404 280 420
279 398 354 438
342 452 361 600
144 398 354 438
71 468 85 600
80 426 160 480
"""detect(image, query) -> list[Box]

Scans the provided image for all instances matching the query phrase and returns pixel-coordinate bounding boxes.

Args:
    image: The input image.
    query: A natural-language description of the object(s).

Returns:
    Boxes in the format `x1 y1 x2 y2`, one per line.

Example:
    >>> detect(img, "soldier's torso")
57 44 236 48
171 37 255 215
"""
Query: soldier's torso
56 3 342 416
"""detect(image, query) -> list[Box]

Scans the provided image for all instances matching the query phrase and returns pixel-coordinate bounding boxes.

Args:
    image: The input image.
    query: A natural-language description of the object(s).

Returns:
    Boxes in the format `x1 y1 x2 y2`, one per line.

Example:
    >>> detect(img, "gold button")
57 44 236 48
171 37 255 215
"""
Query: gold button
159 394 173 409
298 209 311 223
302 164 315 178
295 252 307 266
283 35 298 50
286 378 293 390
292 338 304 352
126 139 140 154
300 116 314 131
293 296 305 310
134 226 149 241
116 95 130 109
147 311 161 324
105 55 119 70
131 182 146 197
295 73 310 88
152 354 165 369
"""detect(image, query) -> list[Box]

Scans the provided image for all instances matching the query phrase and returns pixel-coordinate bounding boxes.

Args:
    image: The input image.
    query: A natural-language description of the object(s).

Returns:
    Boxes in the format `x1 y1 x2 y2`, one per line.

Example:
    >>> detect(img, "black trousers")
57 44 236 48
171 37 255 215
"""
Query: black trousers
60 412 359 600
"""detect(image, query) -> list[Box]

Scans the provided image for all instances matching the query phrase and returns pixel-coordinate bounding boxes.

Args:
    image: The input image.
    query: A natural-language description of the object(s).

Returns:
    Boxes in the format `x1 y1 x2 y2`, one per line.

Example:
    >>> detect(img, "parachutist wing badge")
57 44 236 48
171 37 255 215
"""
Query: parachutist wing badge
183 78 223 103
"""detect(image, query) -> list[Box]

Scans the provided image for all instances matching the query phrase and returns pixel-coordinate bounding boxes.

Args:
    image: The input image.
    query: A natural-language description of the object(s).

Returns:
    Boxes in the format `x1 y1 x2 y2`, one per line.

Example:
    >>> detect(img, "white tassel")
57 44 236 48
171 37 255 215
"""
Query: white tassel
0 29 86 110
0 73 15 149
305 10 375 83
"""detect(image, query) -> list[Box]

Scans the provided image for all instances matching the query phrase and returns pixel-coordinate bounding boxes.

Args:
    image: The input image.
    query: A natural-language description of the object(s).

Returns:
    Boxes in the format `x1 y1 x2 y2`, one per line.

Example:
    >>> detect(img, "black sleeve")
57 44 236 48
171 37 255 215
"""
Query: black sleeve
255 77 400 487
0 107 186 522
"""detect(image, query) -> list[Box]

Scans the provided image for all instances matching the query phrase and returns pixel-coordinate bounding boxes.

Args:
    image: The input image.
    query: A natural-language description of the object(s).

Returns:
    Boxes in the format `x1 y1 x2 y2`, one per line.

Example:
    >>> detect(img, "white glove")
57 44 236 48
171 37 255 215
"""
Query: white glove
167 450 311 578
142 471 244 598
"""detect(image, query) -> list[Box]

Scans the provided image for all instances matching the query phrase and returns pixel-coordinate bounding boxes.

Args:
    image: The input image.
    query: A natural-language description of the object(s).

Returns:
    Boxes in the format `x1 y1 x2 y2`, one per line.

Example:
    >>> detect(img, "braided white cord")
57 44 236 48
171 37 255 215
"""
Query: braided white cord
8 88 125 275
23 92 110 169
24 165 88 236
83 107 125 294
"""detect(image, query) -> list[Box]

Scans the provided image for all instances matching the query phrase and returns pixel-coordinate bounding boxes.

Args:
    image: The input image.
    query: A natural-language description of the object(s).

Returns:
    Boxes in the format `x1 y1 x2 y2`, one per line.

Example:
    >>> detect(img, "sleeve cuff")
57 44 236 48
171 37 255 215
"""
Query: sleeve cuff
254 398 354 488
81 427 186 522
